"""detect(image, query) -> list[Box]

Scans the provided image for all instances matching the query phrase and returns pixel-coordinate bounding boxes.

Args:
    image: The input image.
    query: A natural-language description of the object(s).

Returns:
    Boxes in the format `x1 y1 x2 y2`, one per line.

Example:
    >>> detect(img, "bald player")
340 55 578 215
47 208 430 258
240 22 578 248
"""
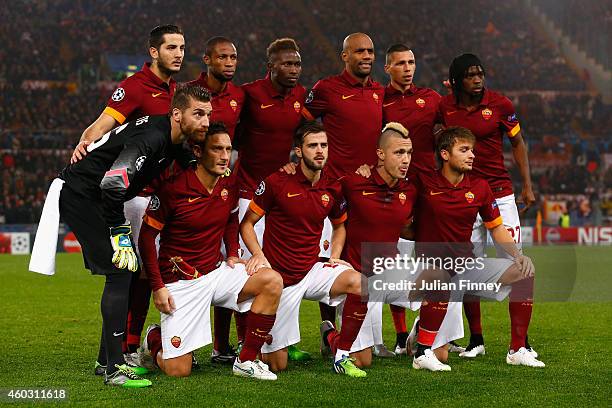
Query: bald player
302 33 386 353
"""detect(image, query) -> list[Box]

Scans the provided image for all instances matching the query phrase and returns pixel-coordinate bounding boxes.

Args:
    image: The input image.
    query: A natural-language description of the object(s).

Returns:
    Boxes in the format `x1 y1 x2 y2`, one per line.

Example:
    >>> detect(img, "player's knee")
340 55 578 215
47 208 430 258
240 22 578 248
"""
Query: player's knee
261 269 283 297
347 270 362 295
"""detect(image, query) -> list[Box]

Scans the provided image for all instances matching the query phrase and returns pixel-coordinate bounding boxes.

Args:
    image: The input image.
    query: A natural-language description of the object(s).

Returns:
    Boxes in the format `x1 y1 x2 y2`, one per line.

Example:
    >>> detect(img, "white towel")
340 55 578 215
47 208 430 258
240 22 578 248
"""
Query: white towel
29 178 65 275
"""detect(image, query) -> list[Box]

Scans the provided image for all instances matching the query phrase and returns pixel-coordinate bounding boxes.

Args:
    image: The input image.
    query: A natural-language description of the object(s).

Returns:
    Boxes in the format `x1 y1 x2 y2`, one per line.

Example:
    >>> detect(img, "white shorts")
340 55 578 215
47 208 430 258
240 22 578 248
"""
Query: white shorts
239 198 265 259
125 196 159 256
160 262 253 359
261 262 351 353
318 218 333 258
472 194 522 259
453 257 514 301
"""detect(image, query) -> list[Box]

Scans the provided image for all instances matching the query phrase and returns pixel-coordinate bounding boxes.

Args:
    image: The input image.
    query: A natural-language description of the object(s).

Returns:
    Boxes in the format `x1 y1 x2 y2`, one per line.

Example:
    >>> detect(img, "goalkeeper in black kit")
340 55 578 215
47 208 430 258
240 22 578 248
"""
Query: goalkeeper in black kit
56 84 211 388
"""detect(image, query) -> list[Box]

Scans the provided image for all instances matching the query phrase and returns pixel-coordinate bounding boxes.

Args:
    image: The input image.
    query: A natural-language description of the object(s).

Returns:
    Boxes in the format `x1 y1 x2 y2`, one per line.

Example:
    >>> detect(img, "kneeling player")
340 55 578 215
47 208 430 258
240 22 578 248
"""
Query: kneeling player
138 123 283 380
240 122 369 377
408 126 544 369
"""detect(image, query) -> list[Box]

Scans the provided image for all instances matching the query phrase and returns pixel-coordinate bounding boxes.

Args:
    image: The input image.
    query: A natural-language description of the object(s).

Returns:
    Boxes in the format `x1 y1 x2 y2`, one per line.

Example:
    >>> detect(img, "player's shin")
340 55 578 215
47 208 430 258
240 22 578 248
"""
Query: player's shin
331 294 367 362
509 276 534 352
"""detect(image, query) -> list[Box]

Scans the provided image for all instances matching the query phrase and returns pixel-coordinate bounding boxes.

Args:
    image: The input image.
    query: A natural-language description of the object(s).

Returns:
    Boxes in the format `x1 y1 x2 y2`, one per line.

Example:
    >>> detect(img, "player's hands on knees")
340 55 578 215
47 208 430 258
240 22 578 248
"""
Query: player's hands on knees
71 140 91 164
153 287 176 314
245 251 271 276
327 258 353 269
109 224 139 272
355 164 373 178
280 162 297 175
226 256 246 269
515 255 535 278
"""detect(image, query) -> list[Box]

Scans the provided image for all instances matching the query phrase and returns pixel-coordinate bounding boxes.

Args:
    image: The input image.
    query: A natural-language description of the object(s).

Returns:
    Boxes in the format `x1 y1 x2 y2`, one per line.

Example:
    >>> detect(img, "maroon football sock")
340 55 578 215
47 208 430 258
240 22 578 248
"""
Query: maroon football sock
333 294 367 351
463 295 482 336
235 311 248 343
390 304 407 334
126 278 152 352
319 302 337 327
213 306 233 352
147 326 162 368
509 277 534 351
417 301 449 347
239 312 276 362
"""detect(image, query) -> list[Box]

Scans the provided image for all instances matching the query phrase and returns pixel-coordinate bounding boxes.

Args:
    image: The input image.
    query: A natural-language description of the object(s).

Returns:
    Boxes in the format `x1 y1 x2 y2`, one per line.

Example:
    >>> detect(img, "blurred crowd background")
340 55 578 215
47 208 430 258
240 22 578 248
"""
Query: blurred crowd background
1 0 610 226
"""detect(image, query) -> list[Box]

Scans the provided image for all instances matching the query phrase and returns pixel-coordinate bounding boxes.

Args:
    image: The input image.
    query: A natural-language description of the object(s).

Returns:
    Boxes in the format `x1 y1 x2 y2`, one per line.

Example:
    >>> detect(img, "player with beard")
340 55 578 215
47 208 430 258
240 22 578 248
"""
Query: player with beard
234 38 309 361
241 122 369 377
30 84 213 387
187 36 246 365
439 54 538 361
302 32 388 356
70 24 186 375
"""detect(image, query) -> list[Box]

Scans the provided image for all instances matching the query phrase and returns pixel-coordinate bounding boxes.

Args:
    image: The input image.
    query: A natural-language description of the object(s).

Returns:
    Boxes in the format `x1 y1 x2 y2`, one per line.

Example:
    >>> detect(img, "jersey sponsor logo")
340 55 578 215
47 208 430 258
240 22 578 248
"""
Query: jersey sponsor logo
148 195 160 211
151 92 163 98
112 331 125 337
135 155 146 171
416 98 426 108
429 191 444 196
293 101 301 113
135 116 149 126
111 87 125 102
221 188 229 201
507 113 518 122
481 108 493 120
465 191 475 203
287 192 302 198
170 336 181 348
382 101 396 107
399 192 407 205
255 181 265 196
230 99 238 112
362 191 376 196
373 93 379 103
321 193 330 207
188 197 202 203
305 90 314 104
260 103 274 109
342 94 355 100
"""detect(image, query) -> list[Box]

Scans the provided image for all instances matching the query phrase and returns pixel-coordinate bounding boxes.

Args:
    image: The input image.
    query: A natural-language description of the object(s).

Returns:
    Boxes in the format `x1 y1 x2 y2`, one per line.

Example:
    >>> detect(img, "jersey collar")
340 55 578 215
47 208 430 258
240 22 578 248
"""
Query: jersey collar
194 72 231 97
385 83 417 96
142 62 175 89
434 169 471 189
341 69 373 88
262 73 296 99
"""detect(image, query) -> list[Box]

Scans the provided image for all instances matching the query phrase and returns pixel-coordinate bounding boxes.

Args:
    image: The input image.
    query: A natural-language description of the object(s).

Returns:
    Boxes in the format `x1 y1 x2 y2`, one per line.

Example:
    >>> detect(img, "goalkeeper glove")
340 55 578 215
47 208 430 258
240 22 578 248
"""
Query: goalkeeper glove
110 223 139 272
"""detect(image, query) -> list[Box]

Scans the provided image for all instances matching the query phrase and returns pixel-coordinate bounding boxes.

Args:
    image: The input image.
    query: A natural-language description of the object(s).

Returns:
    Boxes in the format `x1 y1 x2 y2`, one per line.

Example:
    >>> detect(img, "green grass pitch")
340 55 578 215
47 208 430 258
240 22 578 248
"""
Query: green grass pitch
0 246 610 407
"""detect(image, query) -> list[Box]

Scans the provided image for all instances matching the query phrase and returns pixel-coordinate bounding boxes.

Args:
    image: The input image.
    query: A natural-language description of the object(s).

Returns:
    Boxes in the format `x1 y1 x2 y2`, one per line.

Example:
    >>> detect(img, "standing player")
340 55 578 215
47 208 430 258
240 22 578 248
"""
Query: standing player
240 122 369 377
137 122 282 380
31 84 213 387
410 126 543 368
234 38 308 361
302 33 386 354
72 25 186 371
187 36 246 365
382 44 445 355
439 54 537 359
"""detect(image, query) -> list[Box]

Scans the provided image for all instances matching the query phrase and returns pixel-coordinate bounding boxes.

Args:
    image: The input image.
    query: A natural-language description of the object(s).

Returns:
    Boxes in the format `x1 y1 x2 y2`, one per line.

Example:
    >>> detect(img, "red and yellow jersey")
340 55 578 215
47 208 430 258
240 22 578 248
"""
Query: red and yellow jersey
249 166 346 286
104 63 175 124
186 73 245 140
303 70 384 179
235 76 306 199
143 168 239 289
438 89 520 198
383 84 442 176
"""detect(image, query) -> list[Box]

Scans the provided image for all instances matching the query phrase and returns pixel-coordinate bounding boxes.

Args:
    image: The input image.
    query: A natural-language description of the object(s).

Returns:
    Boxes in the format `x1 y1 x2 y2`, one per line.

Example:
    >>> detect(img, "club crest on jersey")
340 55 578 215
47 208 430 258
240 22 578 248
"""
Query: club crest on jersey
293 101 301 113
135 156 147 171
481 108 493 120
323 240 330 251
111 87 125 102
415 98 426 108
230 99 238 112
220 188 229 201
321 193 330 207
171 336 181 348
255 181 265 196
373 93 379 103
465 191 475 203
148 195 160 211
399 192 407 205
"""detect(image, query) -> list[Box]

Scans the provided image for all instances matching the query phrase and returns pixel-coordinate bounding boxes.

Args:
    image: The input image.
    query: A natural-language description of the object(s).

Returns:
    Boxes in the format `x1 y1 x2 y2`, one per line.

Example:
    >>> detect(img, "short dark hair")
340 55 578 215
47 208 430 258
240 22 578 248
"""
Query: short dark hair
149 24 183 50
294 121 325 148
171 84 210 111
193 121 229 149
267 38 300 61
448 53 485 103
204 36 234 57
435 126 476 164
385 43 412 63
